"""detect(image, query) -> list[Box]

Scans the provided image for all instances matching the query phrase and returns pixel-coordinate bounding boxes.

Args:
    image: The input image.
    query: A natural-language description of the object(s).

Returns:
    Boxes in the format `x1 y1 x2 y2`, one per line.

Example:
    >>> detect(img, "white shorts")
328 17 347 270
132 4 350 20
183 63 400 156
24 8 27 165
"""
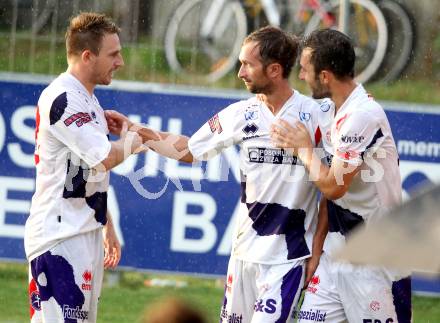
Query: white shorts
28 229 104 323
220 256 305 323
296 253 412 323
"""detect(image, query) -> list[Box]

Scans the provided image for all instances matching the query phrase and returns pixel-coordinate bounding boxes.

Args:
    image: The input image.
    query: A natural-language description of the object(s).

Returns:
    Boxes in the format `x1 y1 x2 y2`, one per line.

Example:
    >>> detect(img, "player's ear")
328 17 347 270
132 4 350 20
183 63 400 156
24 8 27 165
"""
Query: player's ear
266 63 282 79
319 70 331 85
81 49 94 64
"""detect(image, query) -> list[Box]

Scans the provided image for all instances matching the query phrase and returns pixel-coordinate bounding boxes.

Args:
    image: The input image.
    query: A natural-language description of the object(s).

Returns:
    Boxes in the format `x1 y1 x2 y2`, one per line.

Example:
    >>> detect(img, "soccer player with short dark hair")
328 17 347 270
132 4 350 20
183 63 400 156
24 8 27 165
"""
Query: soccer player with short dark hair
106 26 327 323
271 28 411 322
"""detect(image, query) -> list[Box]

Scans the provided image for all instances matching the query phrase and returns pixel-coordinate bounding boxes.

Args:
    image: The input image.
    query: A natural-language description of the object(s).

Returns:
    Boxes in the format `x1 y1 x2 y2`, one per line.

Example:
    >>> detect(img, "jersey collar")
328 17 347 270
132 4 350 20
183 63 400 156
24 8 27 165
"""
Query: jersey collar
336 83 366 116
61 72 95 99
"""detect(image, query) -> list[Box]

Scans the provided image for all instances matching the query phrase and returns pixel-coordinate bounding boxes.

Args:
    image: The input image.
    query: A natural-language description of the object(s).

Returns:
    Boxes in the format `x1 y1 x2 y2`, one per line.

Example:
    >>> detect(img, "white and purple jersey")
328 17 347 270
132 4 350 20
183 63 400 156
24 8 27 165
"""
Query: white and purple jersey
318 84 402 254
189 92 321 264
25 72 111 261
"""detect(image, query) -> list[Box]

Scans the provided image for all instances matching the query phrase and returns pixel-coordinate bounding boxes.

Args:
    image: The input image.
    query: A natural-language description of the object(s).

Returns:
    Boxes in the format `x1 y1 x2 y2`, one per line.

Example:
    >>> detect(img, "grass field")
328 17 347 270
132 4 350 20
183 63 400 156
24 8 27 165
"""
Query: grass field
1 262 439 322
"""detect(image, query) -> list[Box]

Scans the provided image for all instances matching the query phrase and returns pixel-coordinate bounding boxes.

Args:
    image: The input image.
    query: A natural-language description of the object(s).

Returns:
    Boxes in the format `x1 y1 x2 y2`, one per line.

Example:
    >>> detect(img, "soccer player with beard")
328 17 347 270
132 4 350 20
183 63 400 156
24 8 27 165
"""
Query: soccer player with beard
271 29 411 322
106 26 327 323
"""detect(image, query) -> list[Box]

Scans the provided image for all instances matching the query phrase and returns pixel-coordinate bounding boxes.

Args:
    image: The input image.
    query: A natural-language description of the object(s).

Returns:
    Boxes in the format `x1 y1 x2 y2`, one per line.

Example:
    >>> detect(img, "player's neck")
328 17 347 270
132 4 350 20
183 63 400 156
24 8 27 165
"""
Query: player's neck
332 79 357 112
67 65 96 96
262 82 293 115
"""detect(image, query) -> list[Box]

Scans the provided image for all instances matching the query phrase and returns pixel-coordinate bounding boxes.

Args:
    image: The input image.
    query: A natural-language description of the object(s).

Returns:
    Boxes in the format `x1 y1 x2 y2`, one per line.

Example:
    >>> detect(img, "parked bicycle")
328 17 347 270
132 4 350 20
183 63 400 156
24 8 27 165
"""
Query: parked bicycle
164 0 414 84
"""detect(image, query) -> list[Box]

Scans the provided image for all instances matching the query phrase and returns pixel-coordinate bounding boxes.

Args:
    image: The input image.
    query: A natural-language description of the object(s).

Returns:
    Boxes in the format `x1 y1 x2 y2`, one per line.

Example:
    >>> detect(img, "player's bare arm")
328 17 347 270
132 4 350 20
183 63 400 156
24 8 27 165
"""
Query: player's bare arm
270 119 360 200
304 196 328 288
105 110 194 163
97 121 144 171
103 211 121 269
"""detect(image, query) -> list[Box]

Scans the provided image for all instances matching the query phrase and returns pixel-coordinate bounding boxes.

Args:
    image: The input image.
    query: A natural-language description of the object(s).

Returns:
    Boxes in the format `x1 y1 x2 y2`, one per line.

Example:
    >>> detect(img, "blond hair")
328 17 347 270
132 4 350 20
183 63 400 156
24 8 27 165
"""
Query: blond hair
65 12 120 58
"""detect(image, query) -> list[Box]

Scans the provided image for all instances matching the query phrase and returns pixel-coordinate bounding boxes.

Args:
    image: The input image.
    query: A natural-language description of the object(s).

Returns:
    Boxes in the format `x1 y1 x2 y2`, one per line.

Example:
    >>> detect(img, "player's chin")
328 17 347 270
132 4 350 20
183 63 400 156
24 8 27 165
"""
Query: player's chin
103 73 115 85
100 78 112 86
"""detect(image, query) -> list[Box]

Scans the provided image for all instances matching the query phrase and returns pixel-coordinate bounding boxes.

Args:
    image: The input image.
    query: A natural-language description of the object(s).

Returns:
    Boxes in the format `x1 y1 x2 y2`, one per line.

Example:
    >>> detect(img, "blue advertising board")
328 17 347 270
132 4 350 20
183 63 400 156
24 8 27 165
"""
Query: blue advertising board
0 74 439 294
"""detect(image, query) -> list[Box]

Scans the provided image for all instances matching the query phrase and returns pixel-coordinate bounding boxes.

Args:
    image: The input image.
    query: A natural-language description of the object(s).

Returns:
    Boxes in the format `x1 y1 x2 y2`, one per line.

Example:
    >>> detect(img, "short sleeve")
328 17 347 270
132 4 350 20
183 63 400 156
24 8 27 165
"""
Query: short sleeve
48 91 111 168
188 103 240 161
333 110 382 166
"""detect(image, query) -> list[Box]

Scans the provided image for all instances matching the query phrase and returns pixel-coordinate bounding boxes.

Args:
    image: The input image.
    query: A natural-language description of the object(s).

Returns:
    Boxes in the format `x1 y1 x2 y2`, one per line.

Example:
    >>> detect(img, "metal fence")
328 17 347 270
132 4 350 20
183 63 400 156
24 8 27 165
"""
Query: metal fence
0 0 436 87
0 0 244 88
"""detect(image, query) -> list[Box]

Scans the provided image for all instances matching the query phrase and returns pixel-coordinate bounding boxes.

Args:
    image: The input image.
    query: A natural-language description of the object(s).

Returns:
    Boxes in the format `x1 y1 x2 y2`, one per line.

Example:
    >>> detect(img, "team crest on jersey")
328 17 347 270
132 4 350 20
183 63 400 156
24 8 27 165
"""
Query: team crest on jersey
299 111 311 121
245 110 259 121
320 101 331 112
208 114 223 134
242 123 259 135
64 112 92 127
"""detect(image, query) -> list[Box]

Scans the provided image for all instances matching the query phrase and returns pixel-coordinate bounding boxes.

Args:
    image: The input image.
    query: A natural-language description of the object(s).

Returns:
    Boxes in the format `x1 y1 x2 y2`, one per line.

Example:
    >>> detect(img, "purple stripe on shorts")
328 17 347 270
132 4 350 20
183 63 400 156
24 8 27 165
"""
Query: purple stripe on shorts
31 251 86 322
392 276 412 323
275 264 303 323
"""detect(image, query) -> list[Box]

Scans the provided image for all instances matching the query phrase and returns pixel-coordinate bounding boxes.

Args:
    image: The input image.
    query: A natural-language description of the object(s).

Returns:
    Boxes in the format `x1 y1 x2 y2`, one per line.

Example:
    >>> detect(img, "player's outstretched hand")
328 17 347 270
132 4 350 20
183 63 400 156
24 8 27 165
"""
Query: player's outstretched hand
105 110 133 136
270 119 312 156
103 220 121 269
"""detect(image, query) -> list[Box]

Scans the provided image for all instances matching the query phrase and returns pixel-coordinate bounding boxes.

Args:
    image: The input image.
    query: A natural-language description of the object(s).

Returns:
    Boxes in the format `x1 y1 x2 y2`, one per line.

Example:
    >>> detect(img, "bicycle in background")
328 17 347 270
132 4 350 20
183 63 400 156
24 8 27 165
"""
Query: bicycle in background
164 0 414 84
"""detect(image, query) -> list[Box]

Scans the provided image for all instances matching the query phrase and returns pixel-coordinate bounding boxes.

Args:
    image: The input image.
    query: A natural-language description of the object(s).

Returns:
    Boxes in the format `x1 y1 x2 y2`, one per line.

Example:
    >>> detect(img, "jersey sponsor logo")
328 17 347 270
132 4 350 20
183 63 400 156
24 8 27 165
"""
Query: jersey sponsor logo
242 123 258 135
307 275 320 294
63 305 89 320
220 307 243 323
254 298 277 314
363 319 394 323
294 309 327 321
81 270 92 291
208 114 223 134
248 147 299 165
63 112 92 127
299 111 311 121
242 134 260 141
341 134 365 143
244 110 258 121
320 101 331 112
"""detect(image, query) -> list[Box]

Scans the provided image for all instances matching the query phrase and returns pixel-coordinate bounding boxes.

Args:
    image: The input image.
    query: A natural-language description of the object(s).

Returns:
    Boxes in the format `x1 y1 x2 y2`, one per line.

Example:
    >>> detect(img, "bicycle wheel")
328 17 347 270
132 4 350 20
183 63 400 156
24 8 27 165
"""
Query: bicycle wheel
305 0 388 84
373 0 415 82
164 0 248 83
